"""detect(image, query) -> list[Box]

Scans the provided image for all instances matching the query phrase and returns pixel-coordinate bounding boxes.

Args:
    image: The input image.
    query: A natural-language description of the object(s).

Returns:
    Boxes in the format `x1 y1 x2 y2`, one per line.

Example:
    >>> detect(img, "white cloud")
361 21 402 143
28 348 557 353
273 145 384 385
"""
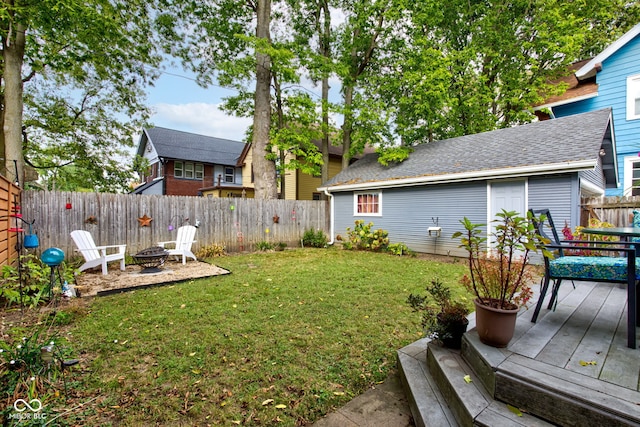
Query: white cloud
151 103 252 141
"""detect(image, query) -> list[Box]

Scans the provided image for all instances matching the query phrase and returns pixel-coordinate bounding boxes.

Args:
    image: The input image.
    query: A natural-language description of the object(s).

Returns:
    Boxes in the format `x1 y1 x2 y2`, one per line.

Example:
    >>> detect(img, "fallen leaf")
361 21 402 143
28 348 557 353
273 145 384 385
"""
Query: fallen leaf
507 404 523 417
333 392 345 396
262 399 274 406
275 404 287 409
579 360 597 366
180 304 186 309
231 421 241 425
463 375 472 383
189 352 196 357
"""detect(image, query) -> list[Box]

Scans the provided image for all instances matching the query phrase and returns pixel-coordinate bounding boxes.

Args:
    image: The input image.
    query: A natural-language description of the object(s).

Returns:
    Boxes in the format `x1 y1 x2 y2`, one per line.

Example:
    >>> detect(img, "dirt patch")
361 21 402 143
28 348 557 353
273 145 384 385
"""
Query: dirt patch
72 260 230 297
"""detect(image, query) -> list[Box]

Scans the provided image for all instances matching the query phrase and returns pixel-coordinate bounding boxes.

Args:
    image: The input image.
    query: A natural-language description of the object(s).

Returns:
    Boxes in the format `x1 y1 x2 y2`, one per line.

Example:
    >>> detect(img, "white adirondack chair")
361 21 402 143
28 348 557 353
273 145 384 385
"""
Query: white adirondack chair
158 225 197 264
70 230 126 275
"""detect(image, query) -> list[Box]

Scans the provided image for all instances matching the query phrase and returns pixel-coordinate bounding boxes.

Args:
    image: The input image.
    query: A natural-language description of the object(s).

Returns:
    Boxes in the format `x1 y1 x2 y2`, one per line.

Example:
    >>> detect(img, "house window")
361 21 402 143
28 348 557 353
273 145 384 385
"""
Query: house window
225 167 235 183
185 162 194 178
354 192 381 216
174 161 184 178
627 75 640 120
312 193 321 201
174 161 203 180
630 160 640 196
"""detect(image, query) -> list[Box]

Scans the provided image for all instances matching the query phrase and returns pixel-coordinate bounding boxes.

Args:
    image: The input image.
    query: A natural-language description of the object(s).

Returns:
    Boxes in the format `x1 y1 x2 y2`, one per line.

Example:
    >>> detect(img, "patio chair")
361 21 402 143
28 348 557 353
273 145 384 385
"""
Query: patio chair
529 209 639 349
157 225 197 264
70 230 126 275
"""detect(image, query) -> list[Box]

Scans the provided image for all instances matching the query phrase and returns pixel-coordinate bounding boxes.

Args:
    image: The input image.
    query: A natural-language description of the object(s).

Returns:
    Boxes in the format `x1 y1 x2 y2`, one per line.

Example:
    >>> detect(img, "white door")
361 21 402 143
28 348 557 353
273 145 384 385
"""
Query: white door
489 180 526 246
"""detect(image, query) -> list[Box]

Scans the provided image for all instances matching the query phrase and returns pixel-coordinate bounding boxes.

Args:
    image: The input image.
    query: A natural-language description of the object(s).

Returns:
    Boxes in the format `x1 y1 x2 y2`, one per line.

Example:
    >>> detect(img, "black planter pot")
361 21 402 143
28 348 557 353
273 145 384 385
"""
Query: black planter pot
437 315 469 349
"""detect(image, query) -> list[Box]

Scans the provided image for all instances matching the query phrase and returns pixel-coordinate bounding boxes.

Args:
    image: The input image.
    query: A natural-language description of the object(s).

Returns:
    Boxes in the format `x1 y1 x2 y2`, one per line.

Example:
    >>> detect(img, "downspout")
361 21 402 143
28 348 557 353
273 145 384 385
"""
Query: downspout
323 188 334 245
160 157 167 194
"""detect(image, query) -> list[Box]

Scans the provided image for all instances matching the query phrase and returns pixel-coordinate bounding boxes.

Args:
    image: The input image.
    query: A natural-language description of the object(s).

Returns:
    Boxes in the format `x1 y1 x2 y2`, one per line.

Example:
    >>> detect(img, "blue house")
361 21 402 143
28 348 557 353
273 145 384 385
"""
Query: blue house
535 23 640 197
318 110 616 256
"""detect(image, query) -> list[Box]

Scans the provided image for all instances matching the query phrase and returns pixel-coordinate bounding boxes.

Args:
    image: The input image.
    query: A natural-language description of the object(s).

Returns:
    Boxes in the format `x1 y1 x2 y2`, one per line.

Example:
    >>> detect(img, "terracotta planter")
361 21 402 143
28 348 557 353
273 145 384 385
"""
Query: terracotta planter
437 315 469 349
473 298 518 348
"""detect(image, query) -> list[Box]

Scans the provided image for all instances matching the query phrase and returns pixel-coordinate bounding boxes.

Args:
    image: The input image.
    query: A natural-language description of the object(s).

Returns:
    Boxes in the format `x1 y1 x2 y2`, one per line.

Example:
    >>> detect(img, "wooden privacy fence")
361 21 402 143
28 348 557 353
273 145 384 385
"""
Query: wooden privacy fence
21 191 329 258
581 196 640 226
0 175 21 266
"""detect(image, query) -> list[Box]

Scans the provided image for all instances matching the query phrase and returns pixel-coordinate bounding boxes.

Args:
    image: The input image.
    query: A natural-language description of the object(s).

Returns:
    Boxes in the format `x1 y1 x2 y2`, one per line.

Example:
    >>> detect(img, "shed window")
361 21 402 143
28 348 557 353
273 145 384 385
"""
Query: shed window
354 192 381 216
627 75 640 120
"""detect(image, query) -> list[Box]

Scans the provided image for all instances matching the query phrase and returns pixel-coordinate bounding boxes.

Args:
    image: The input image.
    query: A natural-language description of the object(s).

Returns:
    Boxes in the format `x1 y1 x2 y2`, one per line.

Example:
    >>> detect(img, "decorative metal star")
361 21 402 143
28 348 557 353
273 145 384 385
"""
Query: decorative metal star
138 214 153 227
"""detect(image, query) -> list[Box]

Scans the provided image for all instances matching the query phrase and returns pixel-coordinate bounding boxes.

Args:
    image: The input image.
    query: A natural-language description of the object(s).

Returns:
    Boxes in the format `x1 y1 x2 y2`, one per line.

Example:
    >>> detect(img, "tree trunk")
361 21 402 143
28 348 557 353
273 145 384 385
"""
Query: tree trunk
319 0 330 198
252 0 277 199
3 19 26 186
341 84 353 170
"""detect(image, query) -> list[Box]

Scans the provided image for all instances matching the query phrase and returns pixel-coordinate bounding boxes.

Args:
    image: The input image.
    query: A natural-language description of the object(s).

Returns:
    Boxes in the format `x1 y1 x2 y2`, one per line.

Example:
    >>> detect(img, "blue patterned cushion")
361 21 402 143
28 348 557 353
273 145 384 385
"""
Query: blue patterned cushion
633 210 640 243
550 256 640 281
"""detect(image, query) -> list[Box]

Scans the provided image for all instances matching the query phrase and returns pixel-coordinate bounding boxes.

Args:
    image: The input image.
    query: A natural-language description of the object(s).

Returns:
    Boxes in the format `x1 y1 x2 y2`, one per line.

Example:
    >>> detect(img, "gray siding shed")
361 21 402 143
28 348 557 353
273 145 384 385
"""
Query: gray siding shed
321 109 617 258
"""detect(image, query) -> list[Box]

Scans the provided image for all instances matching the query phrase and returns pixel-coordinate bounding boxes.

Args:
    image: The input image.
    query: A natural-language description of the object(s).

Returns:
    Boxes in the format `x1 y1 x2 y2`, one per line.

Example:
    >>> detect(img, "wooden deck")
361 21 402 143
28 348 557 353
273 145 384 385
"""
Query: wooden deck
398 279 640 426
509 279 640 391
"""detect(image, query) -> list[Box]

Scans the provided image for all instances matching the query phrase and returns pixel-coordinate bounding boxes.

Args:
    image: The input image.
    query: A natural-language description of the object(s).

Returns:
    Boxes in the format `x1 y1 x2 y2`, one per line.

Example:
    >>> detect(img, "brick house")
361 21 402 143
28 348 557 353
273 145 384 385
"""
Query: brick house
132 127 254 197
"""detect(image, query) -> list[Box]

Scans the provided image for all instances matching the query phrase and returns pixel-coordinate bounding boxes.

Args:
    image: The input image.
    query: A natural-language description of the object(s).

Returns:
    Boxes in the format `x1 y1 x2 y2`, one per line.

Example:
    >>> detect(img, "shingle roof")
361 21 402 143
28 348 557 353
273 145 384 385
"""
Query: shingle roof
576 23 640 80
320 109 614 190
140 127 246 165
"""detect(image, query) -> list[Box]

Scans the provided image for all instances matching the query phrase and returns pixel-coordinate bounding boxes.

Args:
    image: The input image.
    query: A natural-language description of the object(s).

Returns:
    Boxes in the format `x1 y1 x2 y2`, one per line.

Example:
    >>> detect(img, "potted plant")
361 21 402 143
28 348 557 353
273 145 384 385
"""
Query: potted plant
407 278 471 349
452 209 547 348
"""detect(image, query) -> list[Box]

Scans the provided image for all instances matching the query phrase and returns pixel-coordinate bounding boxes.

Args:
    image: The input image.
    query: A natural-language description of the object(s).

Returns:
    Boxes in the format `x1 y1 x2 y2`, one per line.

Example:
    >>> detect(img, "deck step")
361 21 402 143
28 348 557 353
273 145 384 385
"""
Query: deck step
461 331 640 426
427 343 552 426
495 354 640 426
397 338 553 427
397 339 458 427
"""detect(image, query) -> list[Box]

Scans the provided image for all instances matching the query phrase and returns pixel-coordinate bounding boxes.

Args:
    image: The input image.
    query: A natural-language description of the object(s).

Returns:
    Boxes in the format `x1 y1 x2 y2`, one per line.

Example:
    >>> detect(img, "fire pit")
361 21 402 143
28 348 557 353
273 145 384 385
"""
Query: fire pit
132 246 169 274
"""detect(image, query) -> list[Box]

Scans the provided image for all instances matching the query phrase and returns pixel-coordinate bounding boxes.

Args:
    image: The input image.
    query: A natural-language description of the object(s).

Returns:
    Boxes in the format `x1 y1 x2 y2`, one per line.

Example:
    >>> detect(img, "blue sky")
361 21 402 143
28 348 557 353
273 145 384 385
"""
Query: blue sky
144 67 253 142
144 63 341 143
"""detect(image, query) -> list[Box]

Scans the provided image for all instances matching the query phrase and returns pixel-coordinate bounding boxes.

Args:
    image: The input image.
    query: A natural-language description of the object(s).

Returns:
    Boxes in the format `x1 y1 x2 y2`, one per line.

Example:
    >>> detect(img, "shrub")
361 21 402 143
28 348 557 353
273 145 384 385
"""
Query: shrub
302 229 328 248
0 254 75 308
387 242 416 257
345 220 389 252
256 241 274 251
562 218 617 256
195 244 226 258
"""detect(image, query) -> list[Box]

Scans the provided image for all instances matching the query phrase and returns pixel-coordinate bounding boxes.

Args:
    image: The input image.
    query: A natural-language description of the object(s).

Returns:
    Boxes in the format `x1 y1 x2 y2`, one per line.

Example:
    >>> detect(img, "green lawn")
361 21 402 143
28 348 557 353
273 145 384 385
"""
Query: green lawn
6 247 470 426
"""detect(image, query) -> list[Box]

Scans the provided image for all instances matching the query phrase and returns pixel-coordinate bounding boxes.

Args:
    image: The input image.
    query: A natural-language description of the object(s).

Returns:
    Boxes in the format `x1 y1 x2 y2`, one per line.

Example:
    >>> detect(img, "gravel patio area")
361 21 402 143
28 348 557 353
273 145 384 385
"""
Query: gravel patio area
72 260 230 297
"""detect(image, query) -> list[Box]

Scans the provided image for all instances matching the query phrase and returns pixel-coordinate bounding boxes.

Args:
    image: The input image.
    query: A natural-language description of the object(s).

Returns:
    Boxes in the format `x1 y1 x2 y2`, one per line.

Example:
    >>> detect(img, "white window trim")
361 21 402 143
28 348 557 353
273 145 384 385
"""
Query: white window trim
353 192 382 216
174 161 184 178
175 161 204 180
225 167 235 183
626 74 640 121
623 155 640 196
184 162 194 178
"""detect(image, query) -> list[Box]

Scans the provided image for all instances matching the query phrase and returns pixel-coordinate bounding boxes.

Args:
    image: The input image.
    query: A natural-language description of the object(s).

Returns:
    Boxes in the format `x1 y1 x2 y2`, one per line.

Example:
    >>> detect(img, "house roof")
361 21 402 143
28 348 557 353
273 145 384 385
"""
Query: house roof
138 127 247 166
536 24 640 110
535 59 599 110
319 109 615 192
131 177 163 195
575 23 640 80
